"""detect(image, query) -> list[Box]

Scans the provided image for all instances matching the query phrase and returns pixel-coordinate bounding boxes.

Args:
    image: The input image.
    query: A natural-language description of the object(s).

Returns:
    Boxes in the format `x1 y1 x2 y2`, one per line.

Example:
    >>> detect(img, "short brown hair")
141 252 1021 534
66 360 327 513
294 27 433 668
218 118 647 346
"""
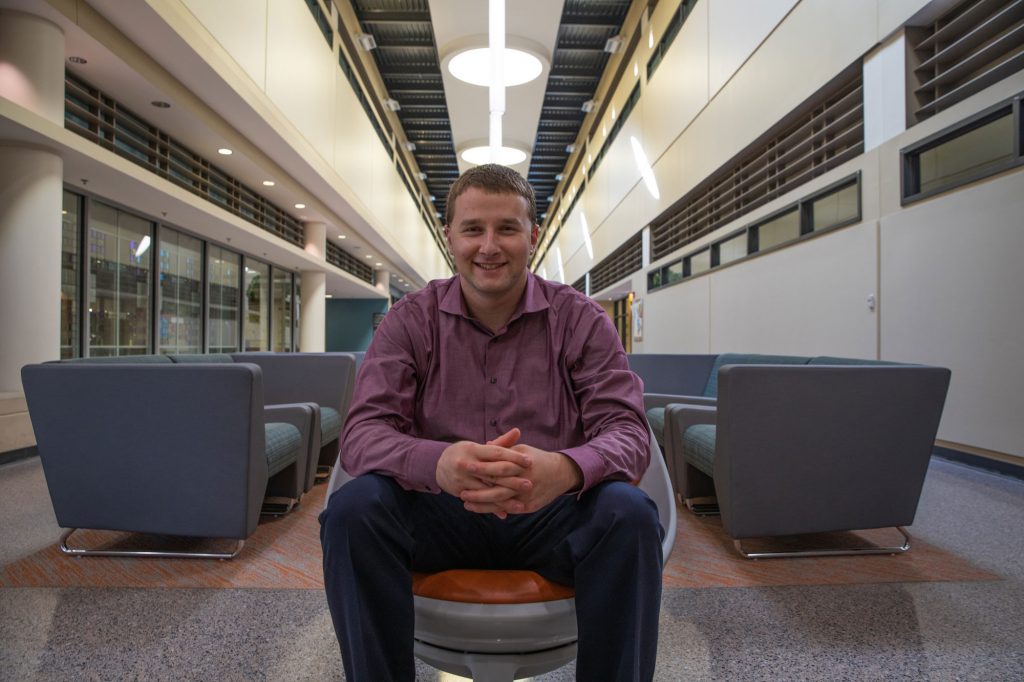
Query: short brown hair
445 164 537 226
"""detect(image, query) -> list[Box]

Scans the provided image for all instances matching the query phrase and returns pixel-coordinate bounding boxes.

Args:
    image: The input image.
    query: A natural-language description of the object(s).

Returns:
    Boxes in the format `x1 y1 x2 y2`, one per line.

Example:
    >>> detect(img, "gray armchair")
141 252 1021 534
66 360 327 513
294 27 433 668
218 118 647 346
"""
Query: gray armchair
663 364 951 558
231 352 357 491
21 362 311 559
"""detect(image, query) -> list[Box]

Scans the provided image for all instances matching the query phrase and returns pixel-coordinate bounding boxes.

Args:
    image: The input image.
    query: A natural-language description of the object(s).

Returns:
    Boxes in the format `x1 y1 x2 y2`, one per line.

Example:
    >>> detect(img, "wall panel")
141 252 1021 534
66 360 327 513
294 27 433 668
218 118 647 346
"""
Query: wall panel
265 0 335 165
182 0 268 88
707 0 798 97
708 221 878 357
880 172 1024 456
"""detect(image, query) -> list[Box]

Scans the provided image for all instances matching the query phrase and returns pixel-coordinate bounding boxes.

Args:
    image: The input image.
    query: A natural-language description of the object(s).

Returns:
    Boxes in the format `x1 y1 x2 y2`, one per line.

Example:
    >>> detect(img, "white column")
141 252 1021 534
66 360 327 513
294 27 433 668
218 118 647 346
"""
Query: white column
299 221 327 352
0 11 65 392
0 10 66 125
374 269 391 306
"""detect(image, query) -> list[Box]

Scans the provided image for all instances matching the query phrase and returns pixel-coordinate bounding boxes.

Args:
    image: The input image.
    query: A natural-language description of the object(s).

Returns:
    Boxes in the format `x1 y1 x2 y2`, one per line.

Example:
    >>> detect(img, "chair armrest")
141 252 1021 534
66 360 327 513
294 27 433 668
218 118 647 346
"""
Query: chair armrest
661 404 716 493
264 403 315 447
644 393 716 411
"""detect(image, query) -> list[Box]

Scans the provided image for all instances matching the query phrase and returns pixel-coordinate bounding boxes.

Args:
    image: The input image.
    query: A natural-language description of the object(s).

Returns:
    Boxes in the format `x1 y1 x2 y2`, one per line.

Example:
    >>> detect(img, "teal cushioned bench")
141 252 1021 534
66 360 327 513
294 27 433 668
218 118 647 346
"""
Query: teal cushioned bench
265 422 302 477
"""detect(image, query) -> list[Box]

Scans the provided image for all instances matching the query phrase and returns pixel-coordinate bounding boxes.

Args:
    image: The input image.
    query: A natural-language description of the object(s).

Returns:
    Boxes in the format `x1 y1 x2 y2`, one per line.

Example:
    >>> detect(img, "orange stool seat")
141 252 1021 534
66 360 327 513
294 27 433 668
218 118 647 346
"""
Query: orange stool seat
412 569 575 604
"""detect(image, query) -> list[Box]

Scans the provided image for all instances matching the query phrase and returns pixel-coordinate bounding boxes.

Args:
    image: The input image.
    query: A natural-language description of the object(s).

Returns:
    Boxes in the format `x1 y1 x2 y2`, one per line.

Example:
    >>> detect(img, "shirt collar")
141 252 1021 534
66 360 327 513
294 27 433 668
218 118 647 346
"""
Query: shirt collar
438 271 551 323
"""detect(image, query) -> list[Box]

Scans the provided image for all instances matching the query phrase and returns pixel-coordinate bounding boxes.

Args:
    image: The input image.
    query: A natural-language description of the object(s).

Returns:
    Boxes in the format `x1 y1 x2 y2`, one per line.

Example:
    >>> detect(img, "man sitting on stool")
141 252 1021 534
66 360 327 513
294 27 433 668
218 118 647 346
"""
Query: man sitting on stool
319 163 664 681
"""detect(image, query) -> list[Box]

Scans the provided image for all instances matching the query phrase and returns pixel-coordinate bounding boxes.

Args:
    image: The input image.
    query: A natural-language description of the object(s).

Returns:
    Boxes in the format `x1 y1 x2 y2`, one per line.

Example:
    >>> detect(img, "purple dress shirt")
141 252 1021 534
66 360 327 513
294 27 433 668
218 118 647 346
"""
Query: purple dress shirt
340 271 650 494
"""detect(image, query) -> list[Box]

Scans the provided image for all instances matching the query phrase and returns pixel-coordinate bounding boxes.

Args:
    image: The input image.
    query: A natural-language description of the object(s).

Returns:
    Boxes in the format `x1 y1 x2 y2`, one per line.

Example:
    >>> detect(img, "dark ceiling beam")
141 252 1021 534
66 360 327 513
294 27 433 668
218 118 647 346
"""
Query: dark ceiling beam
357 10 432 24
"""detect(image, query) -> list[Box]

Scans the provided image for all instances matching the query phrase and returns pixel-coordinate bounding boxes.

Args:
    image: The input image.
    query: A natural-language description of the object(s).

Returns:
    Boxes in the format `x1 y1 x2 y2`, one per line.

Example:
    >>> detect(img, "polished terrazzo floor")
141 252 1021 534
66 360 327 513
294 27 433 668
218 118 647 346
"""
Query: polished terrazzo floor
1 455 1022 681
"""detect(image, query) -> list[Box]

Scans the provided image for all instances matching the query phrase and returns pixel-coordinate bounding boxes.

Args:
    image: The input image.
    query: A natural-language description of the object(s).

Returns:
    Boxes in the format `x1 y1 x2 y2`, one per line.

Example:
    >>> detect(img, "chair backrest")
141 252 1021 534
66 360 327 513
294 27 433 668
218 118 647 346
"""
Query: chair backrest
704 353 812 397
638 429 677 563
714 364 951 537
231 352 356 412
627 354 715 396
21 362 267 538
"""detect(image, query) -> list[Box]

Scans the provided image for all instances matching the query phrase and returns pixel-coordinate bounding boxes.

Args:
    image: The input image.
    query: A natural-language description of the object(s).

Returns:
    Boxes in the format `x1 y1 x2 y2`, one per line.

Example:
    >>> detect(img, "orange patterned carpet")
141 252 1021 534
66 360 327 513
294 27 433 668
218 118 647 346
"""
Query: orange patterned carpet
0 484 999 589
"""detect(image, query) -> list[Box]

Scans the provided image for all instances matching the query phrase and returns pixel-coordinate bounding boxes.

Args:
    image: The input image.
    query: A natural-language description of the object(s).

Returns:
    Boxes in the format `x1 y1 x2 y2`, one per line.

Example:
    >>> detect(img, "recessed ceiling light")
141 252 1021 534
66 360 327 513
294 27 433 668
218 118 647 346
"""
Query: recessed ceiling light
447 47 543 87
68 56 87 64
365 254 373 259
262 180 275 187
294 203 305 209
337 234 346 239
217 148 232 155
460 145 527 166
325 294 333 298
375 262 382 267
151 100 171 108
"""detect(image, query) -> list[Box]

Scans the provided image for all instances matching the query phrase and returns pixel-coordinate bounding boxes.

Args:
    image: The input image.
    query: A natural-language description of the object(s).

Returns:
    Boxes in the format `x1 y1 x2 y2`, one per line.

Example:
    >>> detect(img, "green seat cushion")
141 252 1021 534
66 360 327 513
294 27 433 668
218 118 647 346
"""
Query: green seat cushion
320 406 343 445
682 424 717 477
646 407 666 448
704 353 812 397
265 422 301 477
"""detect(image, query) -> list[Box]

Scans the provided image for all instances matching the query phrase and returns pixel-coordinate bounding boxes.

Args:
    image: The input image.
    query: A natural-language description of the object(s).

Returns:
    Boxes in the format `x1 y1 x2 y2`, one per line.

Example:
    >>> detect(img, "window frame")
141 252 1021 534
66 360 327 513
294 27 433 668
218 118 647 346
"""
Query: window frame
901 92 1023 205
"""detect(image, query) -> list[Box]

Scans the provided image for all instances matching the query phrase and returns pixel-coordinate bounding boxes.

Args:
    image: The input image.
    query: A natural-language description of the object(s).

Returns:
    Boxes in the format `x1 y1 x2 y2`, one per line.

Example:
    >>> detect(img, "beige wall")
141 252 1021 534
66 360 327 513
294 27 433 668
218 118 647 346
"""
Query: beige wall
179 0 448 283
560 0 1021 461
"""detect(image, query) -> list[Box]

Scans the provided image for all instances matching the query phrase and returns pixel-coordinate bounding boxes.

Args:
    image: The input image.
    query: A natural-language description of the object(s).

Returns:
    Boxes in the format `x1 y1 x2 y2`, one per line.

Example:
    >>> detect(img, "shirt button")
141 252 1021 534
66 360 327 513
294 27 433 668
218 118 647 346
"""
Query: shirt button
490 377 497 384
489 419 497 426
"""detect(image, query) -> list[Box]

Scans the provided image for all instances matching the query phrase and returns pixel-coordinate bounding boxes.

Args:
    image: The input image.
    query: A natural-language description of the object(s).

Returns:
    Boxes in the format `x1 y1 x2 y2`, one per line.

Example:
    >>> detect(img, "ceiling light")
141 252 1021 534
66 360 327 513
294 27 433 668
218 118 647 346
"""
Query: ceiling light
365 254 373 259
217 148 233 155
649 29 655 49
337 234 346 239
405 141 417 151
447 47 542 87
375 262 382 267
418 172 427 180
555 173 563 181
633 61 639 78
151 100 171 108
580 212 593 260
581 100 596 113
604 36 623 54
134 235 151 258
68 56 87 64
565 144 575 153
384 98 401 111
294 203 305 209
355 33 377 51
262 180 275 186
461 145 526 166
325 294 333 298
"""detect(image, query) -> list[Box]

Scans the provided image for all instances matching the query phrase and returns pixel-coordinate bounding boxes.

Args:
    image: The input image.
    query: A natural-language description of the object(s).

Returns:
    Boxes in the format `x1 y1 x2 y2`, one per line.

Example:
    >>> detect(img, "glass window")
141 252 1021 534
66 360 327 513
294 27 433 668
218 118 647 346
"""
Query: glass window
666 260 684 284
158 228 204 354
916 111 1015 195
244 259 270 351
717 232 747 266
809 181 859 232
755 209 800 252
208 245 240 353
87 202 153 356
61 191 81 359
272 267 293 352
688 249 710 276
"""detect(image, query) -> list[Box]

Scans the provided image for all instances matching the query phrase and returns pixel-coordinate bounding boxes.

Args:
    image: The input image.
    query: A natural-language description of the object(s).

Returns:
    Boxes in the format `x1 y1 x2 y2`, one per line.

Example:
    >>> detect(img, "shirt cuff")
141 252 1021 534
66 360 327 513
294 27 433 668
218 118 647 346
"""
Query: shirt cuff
559 444 603 495
403 438 450 493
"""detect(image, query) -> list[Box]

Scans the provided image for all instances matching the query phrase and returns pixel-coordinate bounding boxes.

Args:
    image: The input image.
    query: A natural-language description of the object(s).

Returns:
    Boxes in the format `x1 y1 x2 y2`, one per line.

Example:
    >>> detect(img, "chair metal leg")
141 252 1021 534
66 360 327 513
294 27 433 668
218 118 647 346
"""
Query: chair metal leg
59 528 245 560
733 526 912 560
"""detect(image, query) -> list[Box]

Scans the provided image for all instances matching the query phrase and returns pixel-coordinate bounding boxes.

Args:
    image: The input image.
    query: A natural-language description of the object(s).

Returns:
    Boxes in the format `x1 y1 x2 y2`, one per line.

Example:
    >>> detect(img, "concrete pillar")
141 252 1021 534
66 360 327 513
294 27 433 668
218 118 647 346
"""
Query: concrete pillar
299 221 327 352
0 10 66 125
374 269 391 307
0 11 65 393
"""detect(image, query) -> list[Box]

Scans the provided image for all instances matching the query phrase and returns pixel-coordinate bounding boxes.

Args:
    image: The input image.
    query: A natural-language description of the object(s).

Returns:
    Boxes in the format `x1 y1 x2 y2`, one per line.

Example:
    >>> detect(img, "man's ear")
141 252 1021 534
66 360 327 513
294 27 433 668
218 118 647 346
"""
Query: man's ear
444 225 453 254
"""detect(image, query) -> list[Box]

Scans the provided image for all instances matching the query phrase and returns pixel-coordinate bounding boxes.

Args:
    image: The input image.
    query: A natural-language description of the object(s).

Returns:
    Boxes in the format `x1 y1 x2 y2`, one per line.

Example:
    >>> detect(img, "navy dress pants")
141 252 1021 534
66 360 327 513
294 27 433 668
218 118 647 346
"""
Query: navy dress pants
319 473 664 681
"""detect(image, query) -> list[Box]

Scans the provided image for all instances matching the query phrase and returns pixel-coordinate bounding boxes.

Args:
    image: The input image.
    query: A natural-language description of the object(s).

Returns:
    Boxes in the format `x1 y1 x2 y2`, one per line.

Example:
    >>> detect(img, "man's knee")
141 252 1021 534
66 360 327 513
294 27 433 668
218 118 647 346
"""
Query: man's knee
320 474 401 544
590 482 662 541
